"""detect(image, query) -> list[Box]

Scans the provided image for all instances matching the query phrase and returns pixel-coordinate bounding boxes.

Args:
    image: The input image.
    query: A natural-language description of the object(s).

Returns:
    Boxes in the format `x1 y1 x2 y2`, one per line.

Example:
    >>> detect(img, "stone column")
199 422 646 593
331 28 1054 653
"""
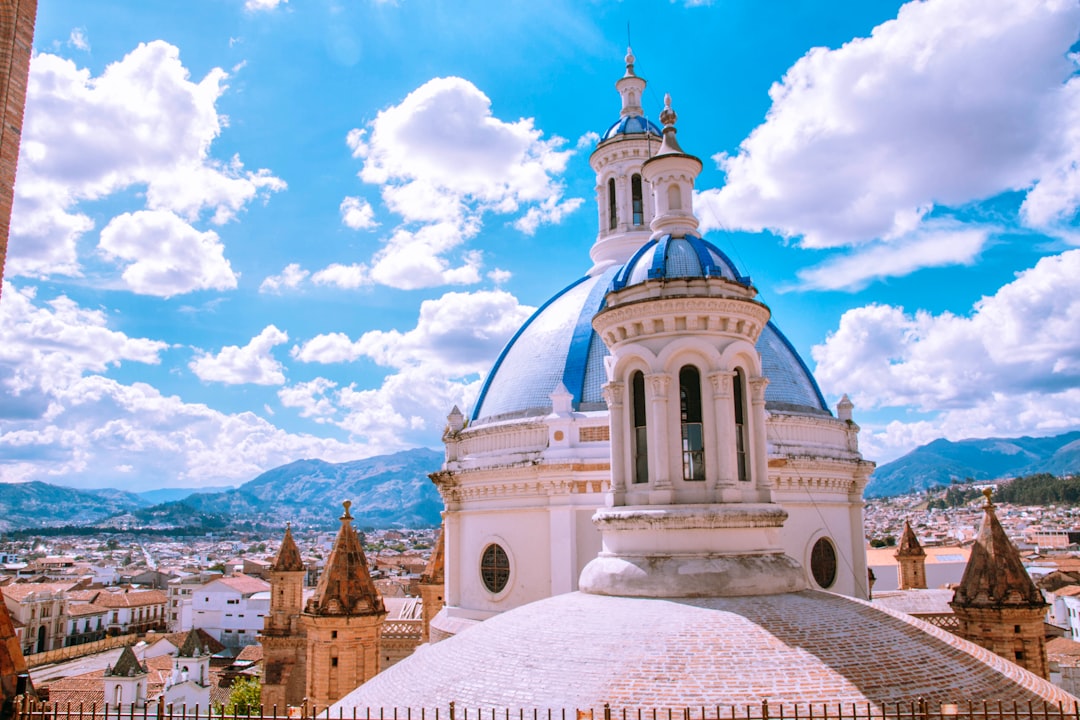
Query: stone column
602 380 626 506
708 370 739 503
646 372 672 500
748 376 771 502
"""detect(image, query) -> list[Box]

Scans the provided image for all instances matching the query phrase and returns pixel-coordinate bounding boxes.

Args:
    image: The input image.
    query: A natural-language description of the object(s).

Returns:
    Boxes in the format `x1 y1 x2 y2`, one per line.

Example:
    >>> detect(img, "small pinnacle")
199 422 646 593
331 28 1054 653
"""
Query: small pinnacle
659 93 677 128
982 487 994 508
341 500 353 520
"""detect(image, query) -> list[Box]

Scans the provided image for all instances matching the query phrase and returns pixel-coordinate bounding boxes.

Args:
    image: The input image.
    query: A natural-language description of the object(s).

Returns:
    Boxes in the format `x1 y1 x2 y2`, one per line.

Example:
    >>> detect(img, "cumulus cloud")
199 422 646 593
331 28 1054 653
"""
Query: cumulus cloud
260 263 310 294
68 29 89 51
244 0 287 10
278 377 338 420
697 0 1080 281
813 249 1080 459
98 210 238 296
311 263 370 289
287 289 535 450
189 325 290 385
346 76 581 289
796 225 988 292
9 41 284 283
340 196 378 230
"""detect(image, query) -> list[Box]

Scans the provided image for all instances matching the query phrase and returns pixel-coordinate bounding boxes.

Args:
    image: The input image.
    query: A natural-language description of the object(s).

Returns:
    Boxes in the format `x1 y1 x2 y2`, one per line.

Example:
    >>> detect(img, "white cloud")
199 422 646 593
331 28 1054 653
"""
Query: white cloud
260 263 310 294
697 0 1080 255
487 268 512 284
244 0 287 10
98 210 238 297
340 196 378 230
795 226 988 291
346 76 581 289
288 289 535 450
311 263 370 289
9 41 284 282
189 325 290 385
68 29 89 51
278 377 339 420
576 131 600 150
813 249 1080 460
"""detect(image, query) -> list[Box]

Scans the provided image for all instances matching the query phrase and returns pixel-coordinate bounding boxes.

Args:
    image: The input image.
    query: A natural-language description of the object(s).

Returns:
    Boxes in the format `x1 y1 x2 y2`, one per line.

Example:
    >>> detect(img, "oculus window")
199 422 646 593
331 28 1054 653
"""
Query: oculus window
480 543 511 594
810 537 837 589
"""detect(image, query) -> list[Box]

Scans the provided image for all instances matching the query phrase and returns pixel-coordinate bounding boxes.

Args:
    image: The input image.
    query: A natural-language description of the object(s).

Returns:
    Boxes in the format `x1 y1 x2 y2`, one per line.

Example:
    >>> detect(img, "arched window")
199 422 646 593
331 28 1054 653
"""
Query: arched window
631 371 648 484
734 368 750 482
810 537 837 588
679 366 705 481
668 184 682 210
608 178 617 230
631 174 644 226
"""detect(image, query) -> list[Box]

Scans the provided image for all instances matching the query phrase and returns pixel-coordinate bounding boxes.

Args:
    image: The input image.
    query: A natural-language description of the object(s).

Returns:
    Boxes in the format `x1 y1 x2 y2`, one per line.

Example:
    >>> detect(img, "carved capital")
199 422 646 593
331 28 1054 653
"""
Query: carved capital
707 370 735 397
602 381 625 408
646 373 671 398
748 376 770 403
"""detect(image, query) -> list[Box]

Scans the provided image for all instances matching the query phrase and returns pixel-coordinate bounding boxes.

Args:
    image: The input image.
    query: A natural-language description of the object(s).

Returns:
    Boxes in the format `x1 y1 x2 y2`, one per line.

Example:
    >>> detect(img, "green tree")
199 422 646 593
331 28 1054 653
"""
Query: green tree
222 675 261 715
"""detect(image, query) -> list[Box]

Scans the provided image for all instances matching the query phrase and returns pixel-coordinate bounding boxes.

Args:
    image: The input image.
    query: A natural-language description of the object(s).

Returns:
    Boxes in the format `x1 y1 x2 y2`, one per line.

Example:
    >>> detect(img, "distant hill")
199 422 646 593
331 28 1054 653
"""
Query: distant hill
866 431 1080 498
178 448 445 528
0 447 446 532
0 481 148 531
136 486 235 504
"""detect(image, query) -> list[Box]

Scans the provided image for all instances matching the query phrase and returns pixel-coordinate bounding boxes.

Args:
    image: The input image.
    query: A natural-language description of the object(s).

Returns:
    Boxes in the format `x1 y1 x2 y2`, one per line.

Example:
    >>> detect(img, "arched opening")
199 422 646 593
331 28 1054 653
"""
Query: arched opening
667 184 682 211
631 174 644 226
679 366 705 481
631 371 648 484
36 625 45 653
608 178 617 230
734 368 750 482
113 685 122 707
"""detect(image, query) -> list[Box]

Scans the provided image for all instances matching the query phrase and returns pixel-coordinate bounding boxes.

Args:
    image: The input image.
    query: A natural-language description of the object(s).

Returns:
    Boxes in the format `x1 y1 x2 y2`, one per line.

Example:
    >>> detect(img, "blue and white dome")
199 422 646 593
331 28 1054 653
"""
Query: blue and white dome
471 251 830 425
600 114 661 142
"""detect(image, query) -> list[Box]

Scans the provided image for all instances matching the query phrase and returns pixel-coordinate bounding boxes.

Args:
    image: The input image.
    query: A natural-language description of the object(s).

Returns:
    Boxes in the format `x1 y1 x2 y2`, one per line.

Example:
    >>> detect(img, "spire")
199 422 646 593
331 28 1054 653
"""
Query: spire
895 520 925 558
107 646 146 677
305 501 385 616
641 93 703 240
421 525 445 585
177 629 207 658
615 46 646 118
952 490 1043 608
271 523 305 573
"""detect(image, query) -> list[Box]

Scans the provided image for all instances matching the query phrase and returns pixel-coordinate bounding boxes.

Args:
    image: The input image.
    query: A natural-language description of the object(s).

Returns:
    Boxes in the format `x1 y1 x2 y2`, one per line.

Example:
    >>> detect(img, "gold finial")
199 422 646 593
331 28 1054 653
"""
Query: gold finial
341 500 353 520
982 487 994 508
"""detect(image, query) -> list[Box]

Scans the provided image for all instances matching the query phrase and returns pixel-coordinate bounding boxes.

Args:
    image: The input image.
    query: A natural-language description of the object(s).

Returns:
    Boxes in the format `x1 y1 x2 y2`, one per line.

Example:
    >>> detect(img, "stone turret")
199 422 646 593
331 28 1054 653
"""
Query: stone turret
950 489 1048 678
103 646 147 711
300 501 386 708
259 523 309 711
418 525 446 643
894 520 927 590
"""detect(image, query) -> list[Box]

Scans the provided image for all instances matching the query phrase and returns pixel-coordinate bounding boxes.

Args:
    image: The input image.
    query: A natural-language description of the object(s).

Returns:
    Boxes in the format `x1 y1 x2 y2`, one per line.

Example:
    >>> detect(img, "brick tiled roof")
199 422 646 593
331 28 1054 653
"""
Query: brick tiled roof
1 582 78 601
94 589 167 608
895 520 926 558
272 525 305 572
66 603 108 617
215 575 271 595
332 590 1078 712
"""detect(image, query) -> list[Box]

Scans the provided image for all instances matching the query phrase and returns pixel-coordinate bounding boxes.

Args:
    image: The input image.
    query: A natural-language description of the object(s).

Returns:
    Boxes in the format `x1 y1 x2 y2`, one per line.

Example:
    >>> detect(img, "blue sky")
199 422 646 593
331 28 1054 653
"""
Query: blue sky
2 0 1080 492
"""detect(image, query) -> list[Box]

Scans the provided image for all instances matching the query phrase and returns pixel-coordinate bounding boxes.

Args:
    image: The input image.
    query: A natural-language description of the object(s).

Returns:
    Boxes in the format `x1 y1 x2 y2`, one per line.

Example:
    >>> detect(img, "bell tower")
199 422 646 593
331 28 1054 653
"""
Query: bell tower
259 523 308 711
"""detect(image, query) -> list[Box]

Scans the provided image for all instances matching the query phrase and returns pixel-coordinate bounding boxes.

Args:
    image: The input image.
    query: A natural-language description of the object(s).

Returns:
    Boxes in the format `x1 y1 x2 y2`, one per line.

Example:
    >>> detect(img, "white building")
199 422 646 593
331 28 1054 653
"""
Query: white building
191 574 270 647
428 50 874 643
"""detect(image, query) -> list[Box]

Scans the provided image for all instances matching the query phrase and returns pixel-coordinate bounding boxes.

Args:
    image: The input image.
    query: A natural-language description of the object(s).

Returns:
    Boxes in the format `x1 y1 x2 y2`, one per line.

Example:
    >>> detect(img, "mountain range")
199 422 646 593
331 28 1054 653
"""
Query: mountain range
0 447 445 532
865 430 1080 498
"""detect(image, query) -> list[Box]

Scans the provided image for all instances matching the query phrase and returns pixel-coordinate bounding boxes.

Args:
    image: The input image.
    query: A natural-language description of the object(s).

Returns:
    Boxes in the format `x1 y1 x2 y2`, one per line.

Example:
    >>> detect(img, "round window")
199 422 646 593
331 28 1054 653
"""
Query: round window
480 543 510 594
810 537 837 589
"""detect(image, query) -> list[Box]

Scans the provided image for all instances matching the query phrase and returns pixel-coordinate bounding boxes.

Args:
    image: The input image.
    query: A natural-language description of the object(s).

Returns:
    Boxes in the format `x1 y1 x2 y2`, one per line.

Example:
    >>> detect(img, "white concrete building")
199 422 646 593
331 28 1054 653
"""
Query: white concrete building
191 574 270 647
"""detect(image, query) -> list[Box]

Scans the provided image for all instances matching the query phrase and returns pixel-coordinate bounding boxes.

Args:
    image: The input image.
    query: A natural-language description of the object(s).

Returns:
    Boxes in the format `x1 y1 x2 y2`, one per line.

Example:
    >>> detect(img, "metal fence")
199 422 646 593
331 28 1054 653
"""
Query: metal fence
11 699 1080 720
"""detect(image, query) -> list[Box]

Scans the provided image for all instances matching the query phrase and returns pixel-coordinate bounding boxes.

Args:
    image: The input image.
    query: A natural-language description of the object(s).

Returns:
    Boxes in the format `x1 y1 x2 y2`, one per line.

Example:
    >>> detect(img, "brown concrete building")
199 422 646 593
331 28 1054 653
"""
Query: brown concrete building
299 502 385 708
0 0 36 297
951 489 1050 678
895 519 927 590
259 524 308 711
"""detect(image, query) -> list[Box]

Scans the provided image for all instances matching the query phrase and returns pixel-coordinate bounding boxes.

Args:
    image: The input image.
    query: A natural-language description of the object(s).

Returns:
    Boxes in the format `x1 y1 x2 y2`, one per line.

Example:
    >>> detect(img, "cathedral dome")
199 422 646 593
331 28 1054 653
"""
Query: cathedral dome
471 254 830 425
332 590 1076 711
600 114 662 142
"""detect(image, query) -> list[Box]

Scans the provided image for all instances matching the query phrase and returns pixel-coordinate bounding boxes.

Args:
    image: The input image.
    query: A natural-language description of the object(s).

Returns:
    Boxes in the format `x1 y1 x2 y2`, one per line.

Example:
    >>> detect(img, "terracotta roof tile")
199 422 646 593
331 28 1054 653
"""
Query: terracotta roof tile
305 501 384 617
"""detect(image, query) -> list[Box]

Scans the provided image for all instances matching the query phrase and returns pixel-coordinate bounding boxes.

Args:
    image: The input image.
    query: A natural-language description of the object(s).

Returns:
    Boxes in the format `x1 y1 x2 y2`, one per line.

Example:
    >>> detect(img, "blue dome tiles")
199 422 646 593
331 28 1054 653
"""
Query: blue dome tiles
600 115 662 142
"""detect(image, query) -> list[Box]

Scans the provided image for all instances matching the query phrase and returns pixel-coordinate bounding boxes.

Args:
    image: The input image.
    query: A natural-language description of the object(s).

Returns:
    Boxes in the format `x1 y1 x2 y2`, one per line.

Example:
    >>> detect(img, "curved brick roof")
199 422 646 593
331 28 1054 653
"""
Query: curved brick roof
333 590 1078 712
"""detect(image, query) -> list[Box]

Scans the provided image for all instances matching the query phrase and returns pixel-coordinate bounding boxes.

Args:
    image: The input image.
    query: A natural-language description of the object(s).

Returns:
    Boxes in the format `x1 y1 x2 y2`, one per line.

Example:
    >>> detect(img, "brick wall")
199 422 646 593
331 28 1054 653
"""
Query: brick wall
0 0 37 298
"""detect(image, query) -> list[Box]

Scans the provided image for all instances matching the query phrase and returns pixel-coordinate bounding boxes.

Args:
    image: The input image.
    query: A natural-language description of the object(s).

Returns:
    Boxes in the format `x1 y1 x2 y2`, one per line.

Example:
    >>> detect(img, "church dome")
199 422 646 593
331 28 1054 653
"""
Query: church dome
471 255 830 425
600 114 662 142
332 590 1076 711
